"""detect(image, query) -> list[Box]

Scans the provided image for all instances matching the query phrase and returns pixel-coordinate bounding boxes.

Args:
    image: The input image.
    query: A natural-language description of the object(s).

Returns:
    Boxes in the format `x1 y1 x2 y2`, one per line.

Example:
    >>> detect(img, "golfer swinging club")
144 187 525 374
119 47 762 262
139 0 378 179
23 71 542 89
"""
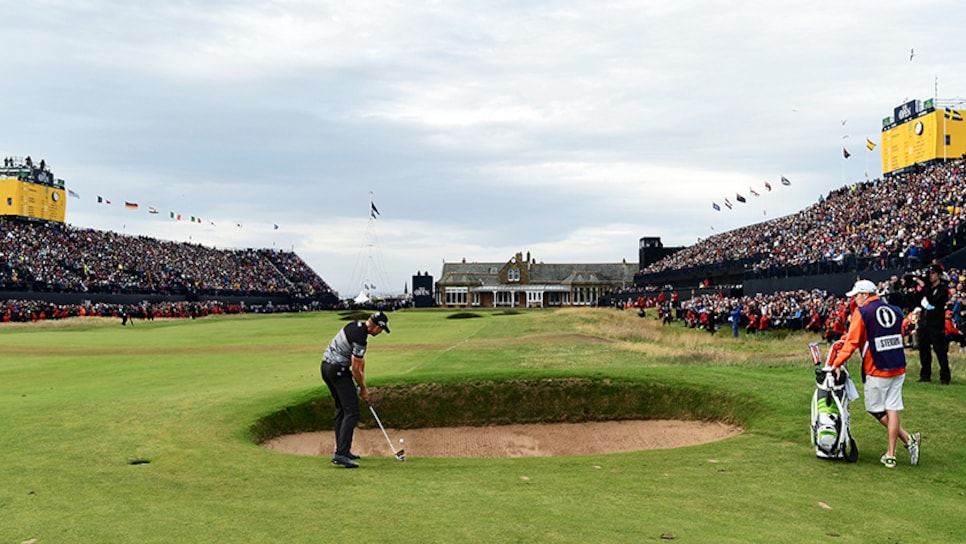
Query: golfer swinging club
320 311 390 468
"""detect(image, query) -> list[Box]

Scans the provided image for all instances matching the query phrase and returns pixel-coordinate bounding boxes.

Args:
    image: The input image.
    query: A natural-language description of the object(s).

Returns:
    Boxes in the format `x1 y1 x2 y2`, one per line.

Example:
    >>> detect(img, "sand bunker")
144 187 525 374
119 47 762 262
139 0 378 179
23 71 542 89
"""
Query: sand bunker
262 419 741 458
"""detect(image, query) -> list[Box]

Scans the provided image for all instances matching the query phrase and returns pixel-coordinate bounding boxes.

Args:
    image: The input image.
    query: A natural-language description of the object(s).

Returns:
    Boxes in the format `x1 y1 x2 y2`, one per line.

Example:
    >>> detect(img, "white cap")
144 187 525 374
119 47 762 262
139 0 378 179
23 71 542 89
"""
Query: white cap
845 279 878 297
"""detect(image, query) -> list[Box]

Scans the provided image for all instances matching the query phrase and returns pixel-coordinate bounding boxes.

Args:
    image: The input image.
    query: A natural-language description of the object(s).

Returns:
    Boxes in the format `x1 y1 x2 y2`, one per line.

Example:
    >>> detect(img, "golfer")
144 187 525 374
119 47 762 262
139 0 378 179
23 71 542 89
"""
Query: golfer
830 280 919 469
320 311 390 468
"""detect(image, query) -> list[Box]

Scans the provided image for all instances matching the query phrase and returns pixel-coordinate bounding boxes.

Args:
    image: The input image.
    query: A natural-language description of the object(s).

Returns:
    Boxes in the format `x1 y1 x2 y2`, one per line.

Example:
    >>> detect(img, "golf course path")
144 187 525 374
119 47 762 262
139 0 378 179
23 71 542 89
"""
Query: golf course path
262 420 741 458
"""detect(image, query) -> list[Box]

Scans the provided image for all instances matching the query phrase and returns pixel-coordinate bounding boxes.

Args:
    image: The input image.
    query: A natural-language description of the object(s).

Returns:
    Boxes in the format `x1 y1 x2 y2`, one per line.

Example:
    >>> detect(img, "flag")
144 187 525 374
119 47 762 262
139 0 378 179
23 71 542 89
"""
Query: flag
712 202 721 211
170 211 175 219
736 193 747 203
765 181 772 191
191 216 196 223
148 207 158 214
68 189 80 199
781 176 791 186
196 217 202 223
98 196 104 204
724 198 733 209
125 202 138 209
370 202 380 219
866 138 876 151
273 224 279 230
843 147 851 159
945 107 964 121
749 187 760 197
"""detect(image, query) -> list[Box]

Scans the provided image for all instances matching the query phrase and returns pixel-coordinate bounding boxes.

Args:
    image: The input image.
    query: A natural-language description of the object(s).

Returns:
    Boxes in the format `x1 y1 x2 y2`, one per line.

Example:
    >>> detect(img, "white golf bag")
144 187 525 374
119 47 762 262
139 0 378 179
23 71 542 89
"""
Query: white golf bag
809 341 858 462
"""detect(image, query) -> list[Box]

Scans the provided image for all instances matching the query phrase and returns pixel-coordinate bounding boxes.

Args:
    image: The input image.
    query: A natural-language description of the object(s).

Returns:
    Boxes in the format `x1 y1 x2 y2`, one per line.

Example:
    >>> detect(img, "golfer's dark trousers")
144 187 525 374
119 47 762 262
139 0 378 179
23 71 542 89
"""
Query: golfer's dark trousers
321 361 360 457
918 325 951 383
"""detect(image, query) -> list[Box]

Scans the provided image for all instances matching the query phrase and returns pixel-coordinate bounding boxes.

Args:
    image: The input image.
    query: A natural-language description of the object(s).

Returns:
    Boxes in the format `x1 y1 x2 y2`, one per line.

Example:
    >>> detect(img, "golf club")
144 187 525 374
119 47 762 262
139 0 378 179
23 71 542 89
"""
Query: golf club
366 399 406 462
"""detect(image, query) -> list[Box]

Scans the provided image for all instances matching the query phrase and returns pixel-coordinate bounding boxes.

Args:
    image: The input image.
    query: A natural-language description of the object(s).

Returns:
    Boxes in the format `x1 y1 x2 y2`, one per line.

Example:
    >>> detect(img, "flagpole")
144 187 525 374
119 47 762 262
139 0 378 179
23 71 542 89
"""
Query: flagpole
842 152 845 186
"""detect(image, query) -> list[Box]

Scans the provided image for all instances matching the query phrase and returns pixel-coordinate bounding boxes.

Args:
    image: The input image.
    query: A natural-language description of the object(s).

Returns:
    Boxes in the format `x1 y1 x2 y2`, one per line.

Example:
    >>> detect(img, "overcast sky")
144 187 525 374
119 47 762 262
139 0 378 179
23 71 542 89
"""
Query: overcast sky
3 1 965 297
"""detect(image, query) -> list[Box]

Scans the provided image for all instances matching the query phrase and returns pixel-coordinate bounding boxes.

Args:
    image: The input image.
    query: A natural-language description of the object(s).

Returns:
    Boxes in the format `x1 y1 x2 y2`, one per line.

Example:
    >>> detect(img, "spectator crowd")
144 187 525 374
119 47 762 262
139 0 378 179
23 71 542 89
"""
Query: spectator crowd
639 159 966 279
618 265 966 354
1 220 335 297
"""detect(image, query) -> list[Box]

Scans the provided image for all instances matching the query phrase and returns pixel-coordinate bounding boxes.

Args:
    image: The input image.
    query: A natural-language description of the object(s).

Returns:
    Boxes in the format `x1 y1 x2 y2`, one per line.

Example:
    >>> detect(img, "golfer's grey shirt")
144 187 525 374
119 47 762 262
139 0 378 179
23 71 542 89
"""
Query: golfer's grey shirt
323 321 368 367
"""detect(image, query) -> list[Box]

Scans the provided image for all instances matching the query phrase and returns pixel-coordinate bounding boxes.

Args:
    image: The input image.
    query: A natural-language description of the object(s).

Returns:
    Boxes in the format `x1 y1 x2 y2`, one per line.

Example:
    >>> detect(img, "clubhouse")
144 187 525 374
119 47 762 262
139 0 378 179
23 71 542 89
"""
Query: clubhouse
436 252 635 308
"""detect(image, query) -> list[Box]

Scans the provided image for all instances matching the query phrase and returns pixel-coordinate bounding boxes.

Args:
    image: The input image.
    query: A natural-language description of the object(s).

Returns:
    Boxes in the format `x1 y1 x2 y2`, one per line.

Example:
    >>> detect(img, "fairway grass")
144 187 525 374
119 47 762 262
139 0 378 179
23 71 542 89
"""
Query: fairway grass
2 309 965 543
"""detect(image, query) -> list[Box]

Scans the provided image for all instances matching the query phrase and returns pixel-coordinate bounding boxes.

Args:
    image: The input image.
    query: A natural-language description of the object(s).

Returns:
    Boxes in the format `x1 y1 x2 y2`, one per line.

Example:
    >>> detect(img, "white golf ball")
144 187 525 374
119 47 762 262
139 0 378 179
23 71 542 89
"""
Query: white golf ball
399 438 405 444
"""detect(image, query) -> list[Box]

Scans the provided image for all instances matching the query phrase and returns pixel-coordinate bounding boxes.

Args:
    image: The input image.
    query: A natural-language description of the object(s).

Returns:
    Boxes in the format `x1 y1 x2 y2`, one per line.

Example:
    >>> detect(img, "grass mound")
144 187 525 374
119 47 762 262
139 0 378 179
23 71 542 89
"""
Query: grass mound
447 311 484 319
339 310 371 321
248 377 752 443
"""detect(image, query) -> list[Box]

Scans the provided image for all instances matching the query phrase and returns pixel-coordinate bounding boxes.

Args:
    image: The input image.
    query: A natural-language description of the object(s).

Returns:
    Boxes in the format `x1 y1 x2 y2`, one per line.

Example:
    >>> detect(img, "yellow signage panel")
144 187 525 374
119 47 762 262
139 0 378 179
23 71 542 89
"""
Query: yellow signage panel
0 177 66 222
882 109 966 174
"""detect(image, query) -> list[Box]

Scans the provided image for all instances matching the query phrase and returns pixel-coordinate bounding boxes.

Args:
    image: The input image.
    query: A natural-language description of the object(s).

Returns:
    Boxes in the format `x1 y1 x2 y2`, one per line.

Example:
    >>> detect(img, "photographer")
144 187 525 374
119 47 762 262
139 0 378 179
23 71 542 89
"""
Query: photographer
914 264 951 385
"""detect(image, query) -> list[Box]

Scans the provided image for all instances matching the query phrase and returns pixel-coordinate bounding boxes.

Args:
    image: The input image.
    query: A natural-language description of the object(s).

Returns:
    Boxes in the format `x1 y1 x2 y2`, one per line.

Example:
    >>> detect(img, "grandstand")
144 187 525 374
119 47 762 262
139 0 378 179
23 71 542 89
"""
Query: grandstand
1 154 340 315
629 157 966 301
0 218 338 307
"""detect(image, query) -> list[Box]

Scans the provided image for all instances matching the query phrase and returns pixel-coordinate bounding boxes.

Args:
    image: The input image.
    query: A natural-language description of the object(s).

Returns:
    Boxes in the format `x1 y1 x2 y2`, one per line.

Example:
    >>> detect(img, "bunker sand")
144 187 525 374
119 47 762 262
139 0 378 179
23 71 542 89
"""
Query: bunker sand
263 419 741 458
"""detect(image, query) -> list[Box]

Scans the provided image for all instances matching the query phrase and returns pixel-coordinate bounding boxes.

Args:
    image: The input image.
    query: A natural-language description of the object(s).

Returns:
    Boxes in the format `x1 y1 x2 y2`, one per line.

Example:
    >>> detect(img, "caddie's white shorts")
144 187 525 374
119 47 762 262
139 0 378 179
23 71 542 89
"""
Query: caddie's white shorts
864 374 905 413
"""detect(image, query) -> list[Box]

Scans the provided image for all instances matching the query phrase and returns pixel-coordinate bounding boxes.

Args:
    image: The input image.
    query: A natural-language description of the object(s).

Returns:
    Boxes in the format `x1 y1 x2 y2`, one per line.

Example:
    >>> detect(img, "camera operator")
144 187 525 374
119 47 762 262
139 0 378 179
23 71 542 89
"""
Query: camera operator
913 264 951 385
896 272 924 314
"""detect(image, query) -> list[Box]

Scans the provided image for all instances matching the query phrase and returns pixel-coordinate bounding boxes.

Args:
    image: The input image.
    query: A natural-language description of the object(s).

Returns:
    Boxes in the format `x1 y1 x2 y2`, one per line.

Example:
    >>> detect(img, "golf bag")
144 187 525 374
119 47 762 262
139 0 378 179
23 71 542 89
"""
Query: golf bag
809 341 858 462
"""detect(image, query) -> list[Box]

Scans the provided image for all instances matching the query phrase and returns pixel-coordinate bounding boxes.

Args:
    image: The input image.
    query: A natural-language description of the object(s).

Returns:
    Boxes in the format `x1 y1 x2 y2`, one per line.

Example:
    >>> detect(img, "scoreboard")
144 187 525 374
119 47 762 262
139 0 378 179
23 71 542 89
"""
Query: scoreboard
1 172 67 223
882 99 966 175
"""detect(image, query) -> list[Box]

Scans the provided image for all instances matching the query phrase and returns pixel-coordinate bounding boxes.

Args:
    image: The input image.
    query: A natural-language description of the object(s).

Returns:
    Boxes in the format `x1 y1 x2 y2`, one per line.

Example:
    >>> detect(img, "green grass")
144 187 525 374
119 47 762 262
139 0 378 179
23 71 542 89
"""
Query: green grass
2 308 966 543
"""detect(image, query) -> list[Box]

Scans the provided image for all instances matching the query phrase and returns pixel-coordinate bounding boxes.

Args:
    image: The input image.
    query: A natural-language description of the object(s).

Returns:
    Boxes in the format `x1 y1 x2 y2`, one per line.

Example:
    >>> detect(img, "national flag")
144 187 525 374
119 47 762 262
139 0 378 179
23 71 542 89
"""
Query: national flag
148 207 158 214
843 147 851 159
273 224 279 230
781 176 791 186
712 202 721 211
945 107 963 121
736 193 747 203
125 202 138 209
191 216 196 223
370 202 380 219
98 196 104 204
170 212 175 219
724 198 733 210
765 181 772 191
68 189 80 199
196 217 202 223
866 138 876 151
749 187 760 197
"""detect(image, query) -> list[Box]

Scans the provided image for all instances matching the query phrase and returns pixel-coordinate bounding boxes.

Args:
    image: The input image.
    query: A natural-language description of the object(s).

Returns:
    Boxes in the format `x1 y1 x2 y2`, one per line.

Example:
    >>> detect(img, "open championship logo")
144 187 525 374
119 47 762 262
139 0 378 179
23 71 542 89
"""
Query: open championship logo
875 305 898 329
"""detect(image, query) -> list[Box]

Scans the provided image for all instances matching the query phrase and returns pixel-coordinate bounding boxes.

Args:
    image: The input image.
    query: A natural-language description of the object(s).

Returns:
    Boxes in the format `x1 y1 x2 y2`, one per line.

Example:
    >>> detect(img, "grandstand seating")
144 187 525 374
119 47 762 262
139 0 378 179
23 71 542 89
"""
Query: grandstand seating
636 159 966 287
0 219 336 300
